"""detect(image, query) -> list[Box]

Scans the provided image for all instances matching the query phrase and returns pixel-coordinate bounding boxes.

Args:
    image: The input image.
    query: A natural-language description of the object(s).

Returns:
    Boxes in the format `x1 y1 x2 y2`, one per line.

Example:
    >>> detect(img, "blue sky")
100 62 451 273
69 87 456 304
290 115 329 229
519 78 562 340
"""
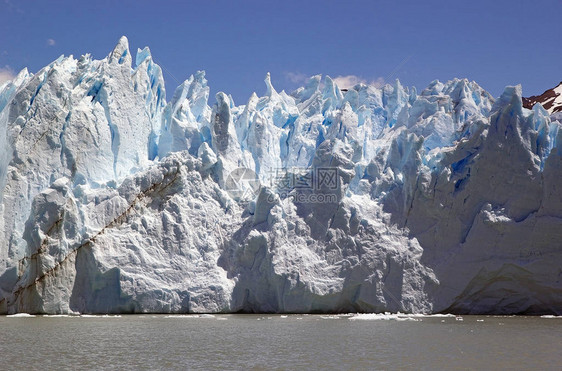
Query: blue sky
1 0 561 103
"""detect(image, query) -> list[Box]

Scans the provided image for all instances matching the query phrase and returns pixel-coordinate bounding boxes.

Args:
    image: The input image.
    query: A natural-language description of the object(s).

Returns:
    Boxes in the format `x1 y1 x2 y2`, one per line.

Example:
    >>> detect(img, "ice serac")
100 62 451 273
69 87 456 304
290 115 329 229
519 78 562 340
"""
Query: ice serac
0 37 561 314
157 71 210 159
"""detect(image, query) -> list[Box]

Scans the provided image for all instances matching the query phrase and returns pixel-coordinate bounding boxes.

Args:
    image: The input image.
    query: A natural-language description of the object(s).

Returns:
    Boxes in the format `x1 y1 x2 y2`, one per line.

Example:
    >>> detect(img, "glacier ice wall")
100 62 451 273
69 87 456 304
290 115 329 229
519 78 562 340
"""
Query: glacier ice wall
0 37 560 314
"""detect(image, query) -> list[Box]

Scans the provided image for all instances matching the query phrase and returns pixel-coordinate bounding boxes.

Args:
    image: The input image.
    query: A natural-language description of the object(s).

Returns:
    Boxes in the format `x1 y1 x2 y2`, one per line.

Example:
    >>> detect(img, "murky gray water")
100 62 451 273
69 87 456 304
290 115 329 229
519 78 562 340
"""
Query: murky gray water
0 314 560 370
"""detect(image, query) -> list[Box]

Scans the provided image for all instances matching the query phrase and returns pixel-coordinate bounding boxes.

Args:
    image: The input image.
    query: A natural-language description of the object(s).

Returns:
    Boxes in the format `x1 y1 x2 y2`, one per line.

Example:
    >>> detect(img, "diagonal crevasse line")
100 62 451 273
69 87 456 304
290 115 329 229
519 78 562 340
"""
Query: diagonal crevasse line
2 163 183 309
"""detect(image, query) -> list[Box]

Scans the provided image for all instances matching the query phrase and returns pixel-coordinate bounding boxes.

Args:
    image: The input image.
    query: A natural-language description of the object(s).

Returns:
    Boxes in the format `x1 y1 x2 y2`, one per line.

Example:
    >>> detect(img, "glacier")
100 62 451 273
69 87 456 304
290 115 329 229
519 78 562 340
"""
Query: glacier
0 36 561 314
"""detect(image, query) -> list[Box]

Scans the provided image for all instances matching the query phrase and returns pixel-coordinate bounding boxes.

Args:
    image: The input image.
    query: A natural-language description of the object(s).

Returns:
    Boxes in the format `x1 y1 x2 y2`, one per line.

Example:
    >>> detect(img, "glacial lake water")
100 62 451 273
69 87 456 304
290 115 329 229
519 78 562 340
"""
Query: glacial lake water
1 314 560 370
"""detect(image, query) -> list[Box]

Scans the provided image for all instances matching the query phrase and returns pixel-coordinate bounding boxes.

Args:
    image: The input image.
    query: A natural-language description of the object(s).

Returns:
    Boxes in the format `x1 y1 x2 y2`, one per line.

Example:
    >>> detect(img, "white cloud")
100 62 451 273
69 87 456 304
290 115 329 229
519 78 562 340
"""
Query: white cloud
285 72 386 90
332 75 367 89
332 75 386 90
47 38 56 46
285 72 308 84
371 77 386 88
0 66 15 84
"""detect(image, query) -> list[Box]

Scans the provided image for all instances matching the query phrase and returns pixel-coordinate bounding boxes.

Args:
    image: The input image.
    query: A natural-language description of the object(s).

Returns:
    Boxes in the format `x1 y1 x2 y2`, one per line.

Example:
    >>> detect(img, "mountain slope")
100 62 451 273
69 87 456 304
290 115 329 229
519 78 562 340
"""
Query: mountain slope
523 82 562 114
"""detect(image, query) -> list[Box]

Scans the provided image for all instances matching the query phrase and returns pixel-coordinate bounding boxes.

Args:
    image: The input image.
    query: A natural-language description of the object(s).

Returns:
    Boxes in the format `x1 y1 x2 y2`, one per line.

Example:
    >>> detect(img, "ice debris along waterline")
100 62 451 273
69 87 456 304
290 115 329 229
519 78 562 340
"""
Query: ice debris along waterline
0 36 561 315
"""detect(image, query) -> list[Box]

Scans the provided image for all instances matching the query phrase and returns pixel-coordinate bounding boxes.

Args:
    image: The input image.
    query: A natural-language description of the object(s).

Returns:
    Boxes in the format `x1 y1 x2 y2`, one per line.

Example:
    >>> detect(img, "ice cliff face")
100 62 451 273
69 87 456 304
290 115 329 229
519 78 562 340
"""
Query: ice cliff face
0 37 560 314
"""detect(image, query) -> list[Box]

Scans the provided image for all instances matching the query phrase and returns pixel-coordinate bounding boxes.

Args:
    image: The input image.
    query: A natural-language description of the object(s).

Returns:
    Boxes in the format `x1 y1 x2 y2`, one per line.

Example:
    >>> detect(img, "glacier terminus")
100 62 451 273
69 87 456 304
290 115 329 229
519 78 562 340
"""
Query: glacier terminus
0 37 561 315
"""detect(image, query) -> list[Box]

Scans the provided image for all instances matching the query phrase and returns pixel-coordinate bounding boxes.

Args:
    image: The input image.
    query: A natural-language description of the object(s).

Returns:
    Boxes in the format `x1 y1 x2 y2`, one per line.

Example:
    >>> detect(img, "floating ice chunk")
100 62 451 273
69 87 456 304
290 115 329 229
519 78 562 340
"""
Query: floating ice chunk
7 313 36 318
348 313 421 321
